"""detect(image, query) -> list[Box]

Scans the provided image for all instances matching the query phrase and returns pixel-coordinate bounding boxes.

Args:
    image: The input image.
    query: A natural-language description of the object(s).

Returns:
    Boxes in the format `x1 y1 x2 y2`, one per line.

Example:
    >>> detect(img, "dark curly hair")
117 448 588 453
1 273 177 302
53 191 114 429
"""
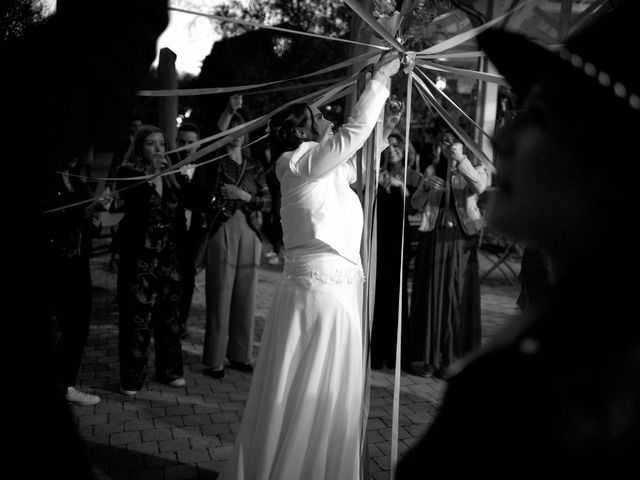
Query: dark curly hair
268 103 310 161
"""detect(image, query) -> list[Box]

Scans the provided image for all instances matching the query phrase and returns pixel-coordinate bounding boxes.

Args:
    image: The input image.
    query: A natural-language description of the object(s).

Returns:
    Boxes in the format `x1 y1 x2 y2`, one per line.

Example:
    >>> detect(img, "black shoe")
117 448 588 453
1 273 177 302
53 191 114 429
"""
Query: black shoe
202 367 225 379
228 361 254 373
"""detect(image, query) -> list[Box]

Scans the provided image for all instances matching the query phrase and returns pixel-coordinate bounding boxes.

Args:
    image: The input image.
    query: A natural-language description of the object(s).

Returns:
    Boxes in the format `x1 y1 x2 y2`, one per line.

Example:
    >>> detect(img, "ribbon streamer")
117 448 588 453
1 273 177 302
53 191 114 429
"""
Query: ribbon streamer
417 50 485 60
43 72 366 215
416 59 509 87
169 6 386 50
413 67 494 147
412 72 495 174
389 71 414 480
137 49 381 97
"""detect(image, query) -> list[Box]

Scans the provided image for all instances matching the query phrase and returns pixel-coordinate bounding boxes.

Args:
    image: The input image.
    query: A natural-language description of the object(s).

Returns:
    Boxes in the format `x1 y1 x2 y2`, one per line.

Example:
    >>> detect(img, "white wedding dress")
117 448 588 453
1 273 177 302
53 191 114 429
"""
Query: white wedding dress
219 77 389 480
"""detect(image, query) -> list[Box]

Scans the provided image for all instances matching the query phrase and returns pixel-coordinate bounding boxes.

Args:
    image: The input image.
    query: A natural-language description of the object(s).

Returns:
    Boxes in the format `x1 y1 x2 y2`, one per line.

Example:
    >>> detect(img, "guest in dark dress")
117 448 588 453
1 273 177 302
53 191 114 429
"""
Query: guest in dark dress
408 129 488 378
371 133 422 370
116 125 187 394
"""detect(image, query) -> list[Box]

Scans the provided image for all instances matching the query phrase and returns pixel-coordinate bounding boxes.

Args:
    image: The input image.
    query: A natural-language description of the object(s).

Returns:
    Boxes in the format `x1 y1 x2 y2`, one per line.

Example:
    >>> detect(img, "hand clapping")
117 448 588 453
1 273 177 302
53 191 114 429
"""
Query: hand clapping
424 175 445 191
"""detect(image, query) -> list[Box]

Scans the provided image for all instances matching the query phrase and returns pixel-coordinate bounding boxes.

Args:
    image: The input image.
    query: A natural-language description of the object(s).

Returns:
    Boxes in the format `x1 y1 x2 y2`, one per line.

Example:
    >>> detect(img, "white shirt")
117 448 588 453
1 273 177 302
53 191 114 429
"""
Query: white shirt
276 78 389 264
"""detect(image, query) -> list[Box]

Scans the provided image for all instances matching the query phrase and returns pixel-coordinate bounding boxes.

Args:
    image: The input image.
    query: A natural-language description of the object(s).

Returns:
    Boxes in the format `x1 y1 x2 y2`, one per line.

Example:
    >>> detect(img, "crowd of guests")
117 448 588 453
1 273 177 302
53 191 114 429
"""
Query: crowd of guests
49 92 491 402
102 96 272 393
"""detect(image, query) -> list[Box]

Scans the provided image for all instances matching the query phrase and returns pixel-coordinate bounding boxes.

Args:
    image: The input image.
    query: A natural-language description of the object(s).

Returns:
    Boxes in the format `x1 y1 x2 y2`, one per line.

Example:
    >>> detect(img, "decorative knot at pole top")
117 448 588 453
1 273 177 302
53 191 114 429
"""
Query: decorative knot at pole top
402 51 417 73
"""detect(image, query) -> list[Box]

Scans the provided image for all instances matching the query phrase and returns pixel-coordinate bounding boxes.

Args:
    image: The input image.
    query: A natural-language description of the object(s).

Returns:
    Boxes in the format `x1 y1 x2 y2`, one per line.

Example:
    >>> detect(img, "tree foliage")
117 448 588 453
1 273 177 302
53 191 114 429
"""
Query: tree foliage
0 0 44 43
205 0 351 39
190 0 354 142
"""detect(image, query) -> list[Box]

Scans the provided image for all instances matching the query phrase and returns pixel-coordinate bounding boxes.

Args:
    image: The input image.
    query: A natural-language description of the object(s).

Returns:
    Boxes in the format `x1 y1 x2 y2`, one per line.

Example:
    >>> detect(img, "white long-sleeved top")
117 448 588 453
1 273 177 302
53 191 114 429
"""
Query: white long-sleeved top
276 78 390 264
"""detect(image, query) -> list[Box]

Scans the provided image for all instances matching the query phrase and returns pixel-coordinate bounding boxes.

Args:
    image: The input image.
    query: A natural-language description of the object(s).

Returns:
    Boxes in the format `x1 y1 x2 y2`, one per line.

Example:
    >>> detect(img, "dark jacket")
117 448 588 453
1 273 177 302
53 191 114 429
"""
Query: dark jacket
396 261 640 478
43 171 102 260
189 154 271 239
115 165 187 262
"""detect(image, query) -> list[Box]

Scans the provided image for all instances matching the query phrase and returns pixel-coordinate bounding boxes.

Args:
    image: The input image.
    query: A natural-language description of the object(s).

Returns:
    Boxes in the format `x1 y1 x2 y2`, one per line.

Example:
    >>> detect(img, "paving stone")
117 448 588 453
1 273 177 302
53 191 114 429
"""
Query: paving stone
166 405 196 416
189 436 222 449
94 422 124 436
78 413 109 427
176 448 211 464
158 438 191 453
210 412 240 424
124 419 156 432
171 425 202 439
111 431 142 446
201 423 232 436
144 451 177 468
183 414 213 426
142 428 172 442
126 441 160 456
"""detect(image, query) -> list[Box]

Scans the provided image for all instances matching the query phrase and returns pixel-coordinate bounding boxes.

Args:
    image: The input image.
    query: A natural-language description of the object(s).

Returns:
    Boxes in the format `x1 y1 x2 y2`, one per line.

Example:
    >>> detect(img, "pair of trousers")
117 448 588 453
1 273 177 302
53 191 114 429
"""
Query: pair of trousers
202 210 261 368
47 254 92 388
118 251 184 390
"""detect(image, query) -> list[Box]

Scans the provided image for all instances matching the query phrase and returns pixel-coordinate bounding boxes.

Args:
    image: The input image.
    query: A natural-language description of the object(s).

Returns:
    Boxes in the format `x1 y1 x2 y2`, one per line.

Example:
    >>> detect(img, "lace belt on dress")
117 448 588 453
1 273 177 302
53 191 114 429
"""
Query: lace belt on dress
283 252 365 288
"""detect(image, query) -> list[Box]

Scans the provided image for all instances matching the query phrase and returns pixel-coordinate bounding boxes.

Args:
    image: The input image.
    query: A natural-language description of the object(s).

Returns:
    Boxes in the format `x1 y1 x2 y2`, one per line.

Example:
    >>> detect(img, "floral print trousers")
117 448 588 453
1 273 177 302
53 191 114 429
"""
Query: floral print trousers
118 249 184 391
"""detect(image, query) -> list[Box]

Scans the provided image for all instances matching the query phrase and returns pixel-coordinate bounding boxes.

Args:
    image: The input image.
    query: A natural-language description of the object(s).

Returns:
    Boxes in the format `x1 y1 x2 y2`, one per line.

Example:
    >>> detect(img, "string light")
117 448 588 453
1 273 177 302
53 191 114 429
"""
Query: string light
559 48 639 111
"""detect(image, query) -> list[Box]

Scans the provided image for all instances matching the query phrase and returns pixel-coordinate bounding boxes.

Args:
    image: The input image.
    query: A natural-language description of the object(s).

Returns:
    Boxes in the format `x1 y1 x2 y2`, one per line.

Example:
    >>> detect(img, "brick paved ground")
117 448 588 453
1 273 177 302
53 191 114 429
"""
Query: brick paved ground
70 233 520 480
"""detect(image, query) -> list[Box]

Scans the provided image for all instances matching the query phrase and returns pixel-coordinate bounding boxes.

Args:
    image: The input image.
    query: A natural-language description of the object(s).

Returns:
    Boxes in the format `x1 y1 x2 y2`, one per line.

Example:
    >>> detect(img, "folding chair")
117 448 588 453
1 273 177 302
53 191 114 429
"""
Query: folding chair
477 226 521 286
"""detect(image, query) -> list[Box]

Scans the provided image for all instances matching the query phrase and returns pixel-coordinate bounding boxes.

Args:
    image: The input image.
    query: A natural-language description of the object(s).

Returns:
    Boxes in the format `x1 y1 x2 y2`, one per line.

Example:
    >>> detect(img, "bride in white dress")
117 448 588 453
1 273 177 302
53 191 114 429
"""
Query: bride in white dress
219 50 402 480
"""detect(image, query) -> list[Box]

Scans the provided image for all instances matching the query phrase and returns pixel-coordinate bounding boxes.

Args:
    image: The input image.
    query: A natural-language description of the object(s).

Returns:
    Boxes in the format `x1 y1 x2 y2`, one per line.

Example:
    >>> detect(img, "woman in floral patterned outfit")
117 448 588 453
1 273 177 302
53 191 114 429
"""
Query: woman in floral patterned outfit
116 125 187 395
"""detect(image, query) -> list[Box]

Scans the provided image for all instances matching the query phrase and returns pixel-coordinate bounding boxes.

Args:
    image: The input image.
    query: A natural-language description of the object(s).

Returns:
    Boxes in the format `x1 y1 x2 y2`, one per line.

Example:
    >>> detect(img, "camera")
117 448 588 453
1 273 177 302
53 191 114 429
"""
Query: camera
209 194 233 220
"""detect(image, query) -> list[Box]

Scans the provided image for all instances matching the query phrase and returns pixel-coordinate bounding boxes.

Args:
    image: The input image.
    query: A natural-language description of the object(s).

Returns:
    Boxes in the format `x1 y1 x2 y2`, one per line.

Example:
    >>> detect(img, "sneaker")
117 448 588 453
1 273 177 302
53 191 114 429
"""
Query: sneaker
65 386 101 406
119 386 138 396
264 251 277 258
167 377 186 388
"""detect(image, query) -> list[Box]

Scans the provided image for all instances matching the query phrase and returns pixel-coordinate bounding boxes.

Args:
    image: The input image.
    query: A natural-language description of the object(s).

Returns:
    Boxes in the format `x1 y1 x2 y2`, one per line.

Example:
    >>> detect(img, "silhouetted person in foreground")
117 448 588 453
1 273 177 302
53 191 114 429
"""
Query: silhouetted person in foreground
397 1 640 477
1 2 168 477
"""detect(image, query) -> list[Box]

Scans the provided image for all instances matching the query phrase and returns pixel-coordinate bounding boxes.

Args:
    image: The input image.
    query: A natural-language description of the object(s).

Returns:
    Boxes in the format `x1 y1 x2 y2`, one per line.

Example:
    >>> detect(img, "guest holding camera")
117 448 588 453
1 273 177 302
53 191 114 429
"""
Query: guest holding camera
190 96 271 379
408 125 488 378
